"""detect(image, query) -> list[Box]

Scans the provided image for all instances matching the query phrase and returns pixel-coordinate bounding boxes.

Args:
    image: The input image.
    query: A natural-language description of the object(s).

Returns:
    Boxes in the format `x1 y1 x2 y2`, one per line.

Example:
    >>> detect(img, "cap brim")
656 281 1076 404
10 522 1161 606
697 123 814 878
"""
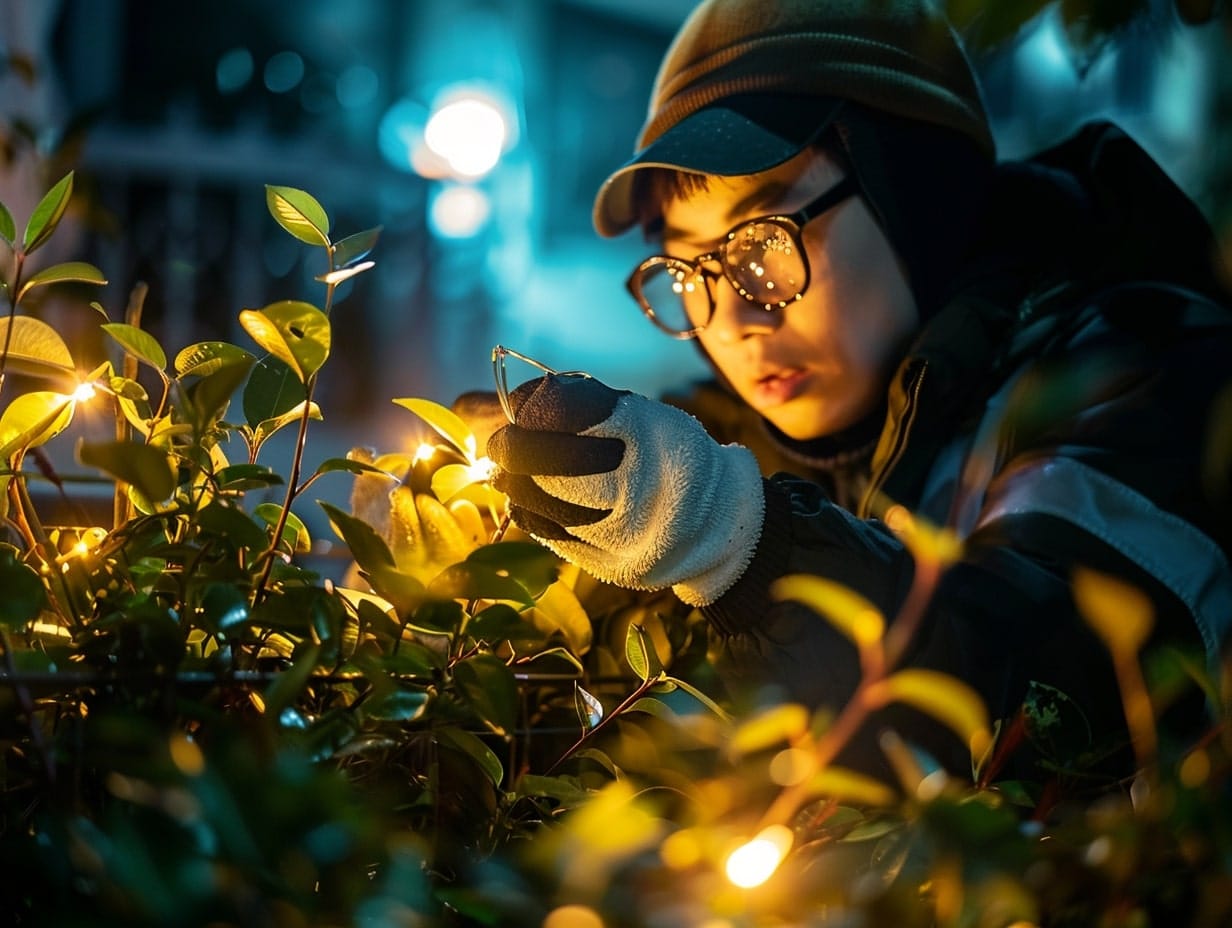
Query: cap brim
593 94 843 237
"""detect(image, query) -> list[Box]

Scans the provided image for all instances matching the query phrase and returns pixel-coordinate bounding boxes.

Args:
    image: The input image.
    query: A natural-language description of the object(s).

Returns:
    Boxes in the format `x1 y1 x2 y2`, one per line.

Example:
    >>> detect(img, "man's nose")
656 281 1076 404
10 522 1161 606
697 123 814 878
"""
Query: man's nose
706 268 781 343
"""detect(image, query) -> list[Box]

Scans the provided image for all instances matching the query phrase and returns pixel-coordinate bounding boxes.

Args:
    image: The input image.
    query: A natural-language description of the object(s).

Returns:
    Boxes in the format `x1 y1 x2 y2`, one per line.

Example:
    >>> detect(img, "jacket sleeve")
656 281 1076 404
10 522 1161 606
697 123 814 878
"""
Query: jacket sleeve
701 292 1231 778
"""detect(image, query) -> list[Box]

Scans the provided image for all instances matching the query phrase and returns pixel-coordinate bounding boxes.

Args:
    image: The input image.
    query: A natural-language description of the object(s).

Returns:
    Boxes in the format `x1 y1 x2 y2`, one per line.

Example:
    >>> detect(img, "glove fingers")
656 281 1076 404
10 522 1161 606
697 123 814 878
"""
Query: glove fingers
507 373 625 432
493 471 610 528
488 424 624 476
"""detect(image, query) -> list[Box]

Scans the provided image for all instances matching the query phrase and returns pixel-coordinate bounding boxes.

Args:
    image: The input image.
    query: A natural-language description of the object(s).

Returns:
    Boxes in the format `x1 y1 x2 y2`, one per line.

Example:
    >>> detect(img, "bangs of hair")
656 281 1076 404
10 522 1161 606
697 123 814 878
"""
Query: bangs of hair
629 168 712 239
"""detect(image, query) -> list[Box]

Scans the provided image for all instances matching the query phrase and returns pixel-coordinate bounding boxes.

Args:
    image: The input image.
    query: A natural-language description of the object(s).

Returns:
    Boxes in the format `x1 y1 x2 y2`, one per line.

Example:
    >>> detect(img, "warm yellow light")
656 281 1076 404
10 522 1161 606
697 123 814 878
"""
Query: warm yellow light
72 381 97 403
467 456 496 482
724 824 793 888
414 443 436 463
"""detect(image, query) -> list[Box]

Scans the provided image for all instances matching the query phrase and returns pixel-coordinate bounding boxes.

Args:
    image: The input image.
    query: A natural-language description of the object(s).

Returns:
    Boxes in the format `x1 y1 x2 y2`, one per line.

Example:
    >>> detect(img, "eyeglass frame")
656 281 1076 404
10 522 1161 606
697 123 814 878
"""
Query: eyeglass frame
491 344 593 424
625 174 858 339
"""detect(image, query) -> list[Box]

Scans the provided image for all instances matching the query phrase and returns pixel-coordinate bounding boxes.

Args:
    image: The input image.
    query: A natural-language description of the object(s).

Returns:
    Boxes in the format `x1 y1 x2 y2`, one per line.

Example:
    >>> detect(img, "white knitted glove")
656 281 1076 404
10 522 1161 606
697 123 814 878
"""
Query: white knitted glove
487 373 764 605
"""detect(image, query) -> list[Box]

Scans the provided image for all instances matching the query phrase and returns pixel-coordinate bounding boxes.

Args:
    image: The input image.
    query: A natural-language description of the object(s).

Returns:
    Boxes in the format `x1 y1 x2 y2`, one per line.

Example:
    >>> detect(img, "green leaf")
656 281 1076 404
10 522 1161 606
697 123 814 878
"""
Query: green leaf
22 172 73 254
436 724 504 786
214 464 284 491
17 261 107 300
319 500 395 574
252 400 322 450
199 582 250 634
393 397 476 459
0 316 77 386
254 502 311 554
0 391 75 457
575 683 604 730
243 355 303 427
465 542 559 598
174 341 255 378
468 602 537 643
362 689 429 722
263 641 322 719
428 561 537 606
625 623 664 684
0 200 14 244
331 226 381 268
239 300 330 383
265 184 330 247
101 322 168 373
309 456 399 482
184 353 254 432
195 502 269 553
77 439 176 503
0 544 46 629
453 652 518 736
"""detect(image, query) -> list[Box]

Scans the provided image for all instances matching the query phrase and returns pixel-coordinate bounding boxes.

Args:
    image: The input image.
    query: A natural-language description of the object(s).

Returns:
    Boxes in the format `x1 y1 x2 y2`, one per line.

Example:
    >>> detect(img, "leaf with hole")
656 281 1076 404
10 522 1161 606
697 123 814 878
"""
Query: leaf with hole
239 300 330 383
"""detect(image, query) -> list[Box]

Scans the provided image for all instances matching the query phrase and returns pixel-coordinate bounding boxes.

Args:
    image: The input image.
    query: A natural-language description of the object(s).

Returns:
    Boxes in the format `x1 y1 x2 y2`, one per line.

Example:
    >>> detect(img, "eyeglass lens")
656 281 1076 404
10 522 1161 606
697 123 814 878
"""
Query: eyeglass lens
635 219 807 335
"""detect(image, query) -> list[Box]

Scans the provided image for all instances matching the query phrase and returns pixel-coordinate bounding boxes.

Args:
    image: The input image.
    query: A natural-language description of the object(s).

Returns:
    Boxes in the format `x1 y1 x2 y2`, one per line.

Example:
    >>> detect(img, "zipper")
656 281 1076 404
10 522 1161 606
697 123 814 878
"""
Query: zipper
860 360 928 518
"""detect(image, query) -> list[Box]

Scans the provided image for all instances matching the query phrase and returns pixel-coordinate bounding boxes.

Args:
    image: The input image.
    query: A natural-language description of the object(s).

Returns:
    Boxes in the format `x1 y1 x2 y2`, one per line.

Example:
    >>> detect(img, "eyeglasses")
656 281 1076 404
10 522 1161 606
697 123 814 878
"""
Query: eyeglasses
491 344 592 424
625 175 857 339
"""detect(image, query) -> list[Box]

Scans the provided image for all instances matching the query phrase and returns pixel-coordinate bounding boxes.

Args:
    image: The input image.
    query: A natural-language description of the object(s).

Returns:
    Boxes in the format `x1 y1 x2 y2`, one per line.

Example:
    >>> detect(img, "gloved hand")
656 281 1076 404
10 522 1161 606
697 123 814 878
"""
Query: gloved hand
487 373 765 606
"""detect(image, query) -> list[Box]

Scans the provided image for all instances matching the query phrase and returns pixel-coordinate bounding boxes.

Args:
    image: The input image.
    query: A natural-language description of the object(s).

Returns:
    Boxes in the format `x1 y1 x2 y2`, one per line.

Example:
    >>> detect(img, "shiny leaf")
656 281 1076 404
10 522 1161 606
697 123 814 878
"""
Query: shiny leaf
316 261 375 286
17 261 107 300
22 172 73 254
101 322 167 373
575 683 604 730
265 184 330 246
0 316 77 385
174 340 255 378
242 354 302 427
625 622 664 683
239 300 330 383
393 397 476 459
254 502 311 554
331 226 381 268
0 391 74 457
0 200 14 244
436 725 504 787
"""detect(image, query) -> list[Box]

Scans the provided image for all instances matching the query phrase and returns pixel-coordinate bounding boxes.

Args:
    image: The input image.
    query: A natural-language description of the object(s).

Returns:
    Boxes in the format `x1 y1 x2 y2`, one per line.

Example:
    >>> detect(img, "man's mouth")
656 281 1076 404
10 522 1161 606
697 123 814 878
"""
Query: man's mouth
751 368 809 406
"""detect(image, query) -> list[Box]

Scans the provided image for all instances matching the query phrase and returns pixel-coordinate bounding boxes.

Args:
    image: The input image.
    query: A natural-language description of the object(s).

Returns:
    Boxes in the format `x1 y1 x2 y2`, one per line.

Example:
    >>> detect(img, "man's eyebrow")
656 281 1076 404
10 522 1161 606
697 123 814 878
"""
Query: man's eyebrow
659 182 791 245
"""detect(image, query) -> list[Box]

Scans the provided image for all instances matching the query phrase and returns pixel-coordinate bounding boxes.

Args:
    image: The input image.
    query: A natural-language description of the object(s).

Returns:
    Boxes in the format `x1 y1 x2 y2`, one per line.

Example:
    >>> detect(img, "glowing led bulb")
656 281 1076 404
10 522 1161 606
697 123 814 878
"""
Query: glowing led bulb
724 824 793 888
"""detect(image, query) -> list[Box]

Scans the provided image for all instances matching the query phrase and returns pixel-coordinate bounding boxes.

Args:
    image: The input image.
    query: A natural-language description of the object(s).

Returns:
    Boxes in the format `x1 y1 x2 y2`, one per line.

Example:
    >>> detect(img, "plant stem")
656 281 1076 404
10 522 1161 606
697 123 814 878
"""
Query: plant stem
0 251 26 399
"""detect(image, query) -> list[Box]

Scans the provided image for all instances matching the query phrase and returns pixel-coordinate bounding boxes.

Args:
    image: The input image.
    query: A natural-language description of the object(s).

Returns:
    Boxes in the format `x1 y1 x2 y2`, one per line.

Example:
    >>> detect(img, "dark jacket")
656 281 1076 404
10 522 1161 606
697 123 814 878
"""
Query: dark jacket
671 122 1232 780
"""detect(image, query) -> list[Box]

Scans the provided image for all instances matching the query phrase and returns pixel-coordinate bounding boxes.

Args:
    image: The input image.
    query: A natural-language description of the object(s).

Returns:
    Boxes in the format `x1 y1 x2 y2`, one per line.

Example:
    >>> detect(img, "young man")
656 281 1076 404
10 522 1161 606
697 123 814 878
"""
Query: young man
487 0 1232 776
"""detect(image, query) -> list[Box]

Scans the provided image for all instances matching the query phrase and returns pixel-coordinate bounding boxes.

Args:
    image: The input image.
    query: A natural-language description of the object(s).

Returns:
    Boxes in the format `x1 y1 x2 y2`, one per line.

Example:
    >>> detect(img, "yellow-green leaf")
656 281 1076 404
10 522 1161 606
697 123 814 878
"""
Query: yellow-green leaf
239 300 330 382
392 397 476 459
1072 566 1154 659
800 765 898 807
729 703 810 757
22 172 73 254
17 261 107 301
265 185 330 247
865 669 992 760
174 341 255 378
0 316 77 386
527 580 592 656
0 391 75 457
772 574 884 649
101 322 167 372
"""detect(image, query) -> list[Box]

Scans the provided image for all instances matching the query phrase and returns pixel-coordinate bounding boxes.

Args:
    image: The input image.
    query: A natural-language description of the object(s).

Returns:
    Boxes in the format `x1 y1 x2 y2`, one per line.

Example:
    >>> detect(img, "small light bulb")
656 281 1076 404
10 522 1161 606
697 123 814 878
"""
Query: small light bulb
72 382 96 403
725 824 793 888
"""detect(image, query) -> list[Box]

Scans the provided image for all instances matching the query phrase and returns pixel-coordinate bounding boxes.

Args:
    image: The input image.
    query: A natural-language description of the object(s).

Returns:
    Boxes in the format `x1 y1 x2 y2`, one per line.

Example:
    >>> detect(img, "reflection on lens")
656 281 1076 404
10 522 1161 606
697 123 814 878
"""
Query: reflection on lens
637 259 708 335
726 221 806 307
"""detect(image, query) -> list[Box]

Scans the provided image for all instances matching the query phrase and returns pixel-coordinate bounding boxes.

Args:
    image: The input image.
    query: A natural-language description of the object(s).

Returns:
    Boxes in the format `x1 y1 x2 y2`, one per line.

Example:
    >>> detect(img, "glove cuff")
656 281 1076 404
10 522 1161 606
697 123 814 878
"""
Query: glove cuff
670 444 765 606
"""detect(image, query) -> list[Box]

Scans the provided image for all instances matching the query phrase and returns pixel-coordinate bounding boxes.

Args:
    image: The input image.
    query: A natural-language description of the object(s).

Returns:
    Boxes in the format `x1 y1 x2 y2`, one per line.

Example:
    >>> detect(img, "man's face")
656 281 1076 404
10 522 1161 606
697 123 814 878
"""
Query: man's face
659 148 918 441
